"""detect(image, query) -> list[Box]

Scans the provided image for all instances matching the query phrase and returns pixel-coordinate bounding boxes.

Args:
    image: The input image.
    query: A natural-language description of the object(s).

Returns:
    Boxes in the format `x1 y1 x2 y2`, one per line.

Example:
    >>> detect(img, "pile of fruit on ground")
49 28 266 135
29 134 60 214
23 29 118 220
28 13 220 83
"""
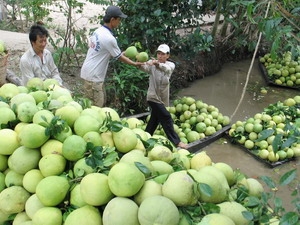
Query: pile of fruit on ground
0 79 298 225
228 96 300 166
259 51 300 89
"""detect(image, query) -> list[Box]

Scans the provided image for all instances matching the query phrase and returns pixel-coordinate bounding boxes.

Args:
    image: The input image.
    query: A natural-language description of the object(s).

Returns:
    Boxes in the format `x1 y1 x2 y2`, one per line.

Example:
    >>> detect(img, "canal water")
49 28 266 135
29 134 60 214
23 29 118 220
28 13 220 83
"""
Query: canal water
177 58 300 211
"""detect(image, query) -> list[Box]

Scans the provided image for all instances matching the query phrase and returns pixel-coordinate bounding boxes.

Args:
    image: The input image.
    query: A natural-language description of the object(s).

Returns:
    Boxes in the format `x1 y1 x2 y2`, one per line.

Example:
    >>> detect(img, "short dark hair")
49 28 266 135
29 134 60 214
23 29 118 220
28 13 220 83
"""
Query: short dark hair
29 23 49 43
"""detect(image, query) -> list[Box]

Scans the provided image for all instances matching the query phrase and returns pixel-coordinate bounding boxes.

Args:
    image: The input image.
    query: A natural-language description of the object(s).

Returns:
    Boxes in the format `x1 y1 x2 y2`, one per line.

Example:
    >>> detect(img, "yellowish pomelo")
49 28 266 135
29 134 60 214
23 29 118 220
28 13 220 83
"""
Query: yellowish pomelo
218 201 250 225
0 83 19 98
43 78 60 90
134 138 146 153
70 183 87 208
73 158 94 177
99 107 120 121
55 105 81 128
0 128 20 155
10 93 36 109
132 127 149 141
32 109 54 127
126 117 142 129
66 101 83 112
162 170 197 206
108 162 145 197
103 197 140 225
83 131 103 147
198 213 235 225
147 145 174 163
22 169 44 193
0 107 16 125
50 86 72 100
0 172 5 192
4 169 24 187
64 205 102 225
40 139 63 156
26 77 44 90
150 160 174 175
112 126 138 153
25 194 44 219
80 173 114 206
14 122 29 134
38 154 66 177
35 175 70 206
9 146 41 174
173 152 190 169
213 162 236 186
246 178 264 198
12 212 31 225
100 131 115 147
18 123 50 148
17 101 39 123
53 125 72 143
62 135 87 161
138 195 180 225
29 90 48 104
134 179 162 205
73 115 101 137
32 207 62 225
190 151 212 170
0 186 30 214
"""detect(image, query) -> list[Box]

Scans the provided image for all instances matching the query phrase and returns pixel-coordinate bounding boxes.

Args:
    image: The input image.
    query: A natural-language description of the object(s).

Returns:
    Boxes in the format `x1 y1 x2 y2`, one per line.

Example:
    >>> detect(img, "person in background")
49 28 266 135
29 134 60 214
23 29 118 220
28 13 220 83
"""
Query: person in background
20 23 64 87
139 44 189 149
80 5 143 107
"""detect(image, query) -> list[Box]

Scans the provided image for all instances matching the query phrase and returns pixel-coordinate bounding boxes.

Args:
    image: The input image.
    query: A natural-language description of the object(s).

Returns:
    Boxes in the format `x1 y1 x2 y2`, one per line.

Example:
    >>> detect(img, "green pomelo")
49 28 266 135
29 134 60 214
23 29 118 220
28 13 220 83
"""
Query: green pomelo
43 78 60 90
81 108 103 123
190 151 212 170
132 128 148 141
10 93 36 109
70 184 87 208
189 169 227 203
126 117 142 129
36 175 70 206
99 107 120 121
83 131 103 147
25 194 44 219
80 173 114 206
213 162 236 186
9 146 41 174
0 186 30 214
47 99 63 111
14 122 29 134
32 207 62 225
147 145 174 163
103 197 140 225
0 172 5 192
22 169 44 193
73 158 94 177
108 162 145 197
0 155 8 172
62 135 87 161
218 201 250 225
57 94 73 104
134 180 162 205
0 128 20 155
136 52 149 62
119 150 154 176
198 213 235 225
17 101 39 123
40 139 63 156
53 125 72 143
26 77 44 90
173 152 190 169
66 101 83 112
150 160 174 175
38 154 66 177
55 105 80 128
4 169 24 187
0 210 10 225
125 46 138 59
112 127 138 153
0 101 9 108
18 85 29 93
74 115 101 137
153 173 169 184
0 107 16 126
162 171 197 206
29 90 48 104
138 195 180 225
186 130 200 143
50 86 72 100
246 178 264 198
32 109 55 127
64 205 102 225
12 212 31 225
0 83 20 99
18 123 50 148
100 131 115 147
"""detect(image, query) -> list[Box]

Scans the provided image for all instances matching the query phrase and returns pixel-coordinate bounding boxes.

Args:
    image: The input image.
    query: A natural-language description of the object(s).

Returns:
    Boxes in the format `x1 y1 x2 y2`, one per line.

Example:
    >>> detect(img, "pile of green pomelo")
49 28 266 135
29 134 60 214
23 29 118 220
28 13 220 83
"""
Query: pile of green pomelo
0 78 287 225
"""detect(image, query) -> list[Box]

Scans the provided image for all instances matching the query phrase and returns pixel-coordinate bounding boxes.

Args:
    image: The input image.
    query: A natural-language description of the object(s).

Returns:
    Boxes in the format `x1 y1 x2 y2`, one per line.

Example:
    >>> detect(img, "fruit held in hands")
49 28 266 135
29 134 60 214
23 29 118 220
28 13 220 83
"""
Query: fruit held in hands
125 46 138 59
136 52 149 62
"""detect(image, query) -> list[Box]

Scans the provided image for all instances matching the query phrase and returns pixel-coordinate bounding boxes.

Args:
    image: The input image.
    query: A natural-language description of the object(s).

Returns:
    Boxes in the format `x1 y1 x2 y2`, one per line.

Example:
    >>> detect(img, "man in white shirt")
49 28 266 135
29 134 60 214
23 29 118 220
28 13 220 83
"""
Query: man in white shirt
80 5 143 107
20 23 64 87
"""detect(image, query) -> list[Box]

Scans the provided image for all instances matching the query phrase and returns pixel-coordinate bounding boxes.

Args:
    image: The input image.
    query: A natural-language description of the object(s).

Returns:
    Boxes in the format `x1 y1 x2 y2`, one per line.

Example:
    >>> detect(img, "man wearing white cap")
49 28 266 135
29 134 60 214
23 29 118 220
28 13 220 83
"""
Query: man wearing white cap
80 5 143 107
139 44 188 149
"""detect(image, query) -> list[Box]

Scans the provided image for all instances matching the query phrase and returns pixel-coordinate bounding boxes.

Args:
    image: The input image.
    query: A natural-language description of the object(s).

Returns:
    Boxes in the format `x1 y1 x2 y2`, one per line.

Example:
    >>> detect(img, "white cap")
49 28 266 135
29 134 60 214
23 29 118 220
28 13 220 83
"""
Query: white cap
157 44 170 54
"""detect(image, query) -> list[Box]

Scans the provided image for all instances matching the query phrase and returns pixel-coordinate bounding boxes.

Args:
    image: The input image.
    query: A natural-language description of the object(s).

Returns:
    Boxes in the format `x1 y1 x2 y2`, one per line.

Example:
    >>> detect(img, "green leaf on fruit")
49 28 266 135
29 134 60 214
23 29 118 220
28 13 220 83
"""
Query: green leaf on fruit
135 162 151 177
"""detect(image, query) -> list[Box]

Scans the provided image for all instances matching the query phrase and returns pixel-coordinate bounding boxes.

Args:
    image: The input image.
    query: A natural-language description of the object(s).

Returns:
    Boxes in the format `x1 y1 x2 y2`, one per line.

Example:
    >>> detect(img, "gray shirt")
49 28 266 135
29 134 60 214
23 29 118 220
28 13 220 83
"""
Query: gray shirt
140 60 175 106
20 47 63 86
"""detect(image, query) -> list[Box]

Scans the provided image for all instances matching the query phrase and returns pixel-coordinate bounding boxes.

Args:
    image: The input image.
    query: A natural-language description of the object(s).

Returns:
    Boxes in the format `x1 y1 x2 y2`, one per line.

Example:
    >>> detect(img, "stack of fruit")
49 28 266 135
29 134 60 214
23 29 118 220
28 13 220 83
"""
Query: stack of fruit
228 96 300 165
0 78 291 224
259 51 300 89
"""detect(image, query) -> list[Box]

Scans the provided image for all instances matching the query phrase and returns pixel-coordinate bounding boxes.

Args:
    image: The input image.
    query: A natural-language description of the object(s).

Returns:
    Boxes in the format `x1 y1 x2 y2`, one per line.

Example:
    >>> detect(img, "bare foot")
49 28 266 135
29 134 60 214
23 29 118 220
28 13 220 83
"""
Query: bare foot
177 142 189 149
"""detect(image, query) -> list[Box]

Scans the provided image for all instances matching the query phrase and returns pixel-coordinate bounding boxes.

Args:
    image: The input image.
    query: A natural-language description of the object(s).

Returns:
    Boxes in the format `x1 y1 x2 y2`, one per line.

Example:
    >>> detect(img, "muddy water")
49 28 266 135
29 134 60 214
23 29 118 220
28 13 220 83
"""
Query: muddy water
177 58 300 211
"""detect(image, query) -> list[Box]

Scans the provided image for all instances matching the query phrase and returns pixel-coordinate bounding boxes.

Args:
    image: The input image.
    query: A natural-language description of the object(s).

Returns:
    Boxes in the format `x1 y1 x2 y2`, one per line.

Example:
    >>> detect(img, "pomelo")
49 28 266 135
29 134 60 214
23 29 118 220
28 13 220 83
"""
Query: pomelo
0 128 20 155
4 169 24 187
25 194 45 219
12 212 31 225
70 183 87 208
26 77 44 90
10 93 36 109
81 108 104 123
108 162 145 197
83 131 103 147
190 151 212 170
18 123 50 148
0 172 5 192
38 153 66 177
22 169 44 193
32 109 55 127
9 146 41 175
0 107 16 125
73 115 101 137
132 127 149 141
112 126 138 153
0 155 8 171
40 139 63 156
35 175 70 206
43 78 60 90
125 46 138 59
213 162 236 186
138 195 180 225
103 197 140 225
99 107 120 121
218 201 250 225
126 117 142 129
150 160 174 175
53 124 72 142
0 83 20 99
0 186 30 214
29 90 48 104
246 178 264 198
136 52 149 62
64 205 102 225
80 173 114 206
32 207 62 225
133 180 162 205
17 101 39 123
62 135 87 161
162 170 197 206
50 86 72 100
55 105 81 128
147 145 174 163
73 158 94 177
198 213 235 225
100 131 115 147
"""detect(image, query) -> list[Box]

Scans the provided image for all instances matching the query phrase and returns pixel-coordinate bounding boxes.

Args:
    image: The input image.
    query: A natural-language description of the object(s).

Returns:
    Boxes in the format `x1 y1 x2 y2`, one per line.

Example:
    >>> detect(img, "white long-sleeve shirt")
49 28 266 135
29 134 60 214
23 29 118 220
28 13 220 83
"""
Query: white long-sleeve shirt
20 47 63 86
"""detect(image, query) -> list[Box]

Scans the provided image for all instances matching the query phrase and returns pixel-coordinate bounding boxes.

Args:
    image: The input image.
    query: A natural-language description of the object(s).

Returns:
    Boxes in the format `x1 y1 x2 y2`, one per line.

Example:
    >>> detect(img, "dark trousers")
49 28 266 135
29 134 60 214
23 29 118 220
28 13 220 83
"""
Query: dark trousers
146 101 181 146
